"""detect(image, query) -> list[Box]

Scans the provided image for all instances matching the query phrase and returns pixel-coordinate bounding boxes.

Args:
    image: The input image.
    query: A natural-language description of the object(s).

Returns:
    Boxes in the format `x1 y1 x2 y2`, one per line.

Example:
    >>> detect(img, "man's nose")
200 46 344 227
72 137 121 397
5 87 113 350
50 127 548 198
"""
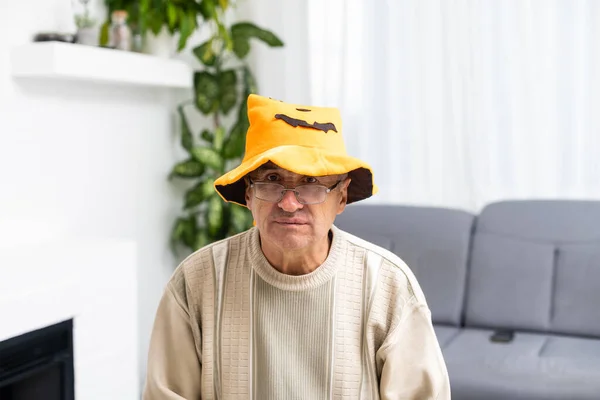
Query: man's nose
278 190 303 212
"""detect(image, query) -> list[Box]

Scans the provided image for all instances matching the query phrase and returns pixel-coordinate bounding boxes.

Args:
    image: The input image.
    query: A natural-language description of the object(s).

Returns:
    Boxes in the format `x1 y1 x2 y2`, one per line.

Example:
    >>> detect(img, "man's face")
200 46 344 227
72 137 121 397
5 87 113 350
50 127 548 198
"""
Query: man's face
245 164 350 251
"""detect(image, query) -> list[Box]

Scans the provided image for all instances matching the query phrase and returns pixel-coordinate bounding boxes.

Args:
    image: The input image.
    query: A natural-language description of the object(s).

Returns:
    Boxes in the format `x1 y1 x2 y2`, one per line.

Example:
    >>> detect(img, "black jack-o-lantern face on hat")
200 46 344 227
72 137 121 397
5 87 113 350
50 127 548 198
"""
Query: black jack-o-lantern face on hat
274 109 338 133
213 94 377 206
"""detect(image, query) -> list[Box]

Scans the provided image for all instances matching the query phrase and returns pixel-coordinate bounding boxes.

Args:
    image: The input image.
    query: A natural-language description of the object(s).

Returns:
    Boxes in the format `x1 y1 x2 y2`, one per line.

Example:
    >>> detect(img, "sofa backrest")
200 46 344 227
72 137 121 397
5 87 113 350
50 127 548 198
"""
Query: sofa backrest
335 204 475 327
465 200 600 337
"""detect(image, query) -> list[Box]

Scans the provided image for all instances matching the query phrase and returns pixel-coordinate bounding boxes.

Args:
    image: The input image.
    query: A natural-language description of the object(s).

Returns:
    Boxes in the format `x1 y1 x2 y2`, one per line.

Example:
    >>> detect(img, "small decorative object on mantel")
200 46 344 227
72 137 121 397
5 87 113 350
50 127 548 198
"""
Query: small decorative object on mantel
73 0 98 46
33 32 76 43
109 10 132 51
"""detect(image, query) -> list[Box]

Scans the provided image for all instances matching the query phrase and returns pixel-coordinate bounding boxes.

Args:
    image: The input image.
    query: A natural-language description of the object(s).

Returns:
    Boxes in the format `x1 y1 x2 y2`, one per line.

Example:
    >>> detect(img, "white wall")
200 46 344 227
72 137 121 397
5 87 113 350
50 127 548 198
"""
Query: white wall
239 1 600 210
236 0 311 103
0 0 184 389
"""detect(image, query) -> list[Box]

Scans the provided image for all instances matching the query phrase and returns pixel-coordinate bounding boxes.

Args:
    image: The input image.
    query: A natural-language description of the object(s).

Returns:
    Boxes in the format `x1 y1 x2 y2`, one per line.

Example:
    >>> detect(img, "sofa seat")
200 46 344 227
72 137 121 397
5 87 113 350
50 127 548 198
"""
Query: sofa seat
442 328 600 400
434 325 461 348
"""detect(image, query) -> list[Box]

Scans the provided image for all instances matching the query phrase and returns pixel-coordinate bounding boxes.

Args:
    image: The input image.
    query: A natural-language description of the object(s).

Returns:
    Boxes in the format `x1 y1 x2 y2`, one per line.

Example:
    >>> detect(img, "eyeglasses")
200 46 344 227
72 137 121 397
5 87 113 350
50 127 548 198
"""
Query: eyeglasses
249 179 343 205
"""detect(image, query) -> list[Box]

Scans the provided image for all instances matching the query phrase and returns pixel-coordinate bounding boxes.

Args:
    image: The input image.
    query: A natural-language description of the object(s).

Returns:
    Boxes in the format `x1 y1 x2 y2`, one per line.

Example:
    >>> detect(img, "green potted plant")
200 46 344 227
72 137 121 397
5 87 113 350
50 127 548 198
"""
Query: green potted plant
169 9 283 255
73 0 98 46
100 0 230 54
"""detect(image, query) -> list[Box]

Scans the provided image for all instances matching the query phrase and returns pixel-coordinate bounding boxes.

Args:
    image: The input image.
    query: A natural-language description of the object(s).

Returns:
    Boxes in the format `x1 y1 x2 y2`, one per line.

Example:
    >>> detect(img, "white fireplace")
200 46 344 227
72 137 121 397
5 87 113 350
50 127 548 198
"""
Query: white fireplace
0 238 138 399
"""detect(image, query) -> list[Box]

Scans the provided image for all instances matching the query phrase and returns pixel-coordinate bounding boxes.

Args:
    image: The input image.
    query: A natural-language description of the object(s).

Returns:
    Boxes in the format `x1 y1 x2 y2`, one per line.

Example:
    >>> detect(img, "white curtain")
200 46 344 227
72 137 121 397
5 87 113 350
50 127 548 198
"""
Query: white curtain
243 0 600 212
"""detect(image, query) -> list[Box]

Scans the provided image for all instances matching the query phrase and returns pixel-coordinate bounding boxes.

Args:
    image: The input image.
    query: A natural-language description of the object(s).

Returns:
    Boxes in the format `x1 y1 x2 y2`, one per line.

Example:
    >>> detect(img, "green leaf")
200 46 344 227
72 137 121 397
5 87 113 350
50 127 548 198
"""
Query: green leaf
237 92 250 128
229 204 253 234
193 230 210 250
99 20 110 47
194 71 219 114
242 66 258 94
231 22 284 47
218 69 238 115
191 146 224 170
170 217 187 251
184 178 216 209
149 10 163 35
199 0 217 19
201 129 214 143
206 195 224 237
178 106 193 152
167 3 177 29
181 215 197 248
171 159 205 178
222 122 246 159
230 22 284 58
218 0 229 10
191 1 205 15
213 126 225 152
139 0 150 14
232 36 250 59
177 11 196 51
171 215 197 251
218 22 233 52
193 40 216 66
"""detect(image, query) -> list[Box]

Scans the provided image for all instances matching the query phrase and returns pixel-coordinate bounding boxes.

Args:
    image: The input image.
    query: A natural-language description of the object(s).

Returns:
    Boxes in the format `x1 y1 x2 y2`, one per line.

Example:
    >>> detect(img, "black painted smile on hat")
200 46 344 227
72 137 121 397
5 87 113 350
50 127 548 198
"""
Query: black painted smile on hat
274 113 338 133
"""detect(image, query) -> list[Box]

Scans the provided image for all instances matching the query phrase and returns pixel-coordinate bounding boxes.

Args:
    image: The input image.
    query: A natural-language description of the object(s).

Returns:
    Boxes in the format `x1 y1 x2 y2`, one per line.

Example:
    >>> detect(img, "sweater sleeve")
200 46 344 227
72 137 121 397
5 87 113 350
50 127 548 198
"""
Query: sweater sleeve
142 283 202 400
376 302 451 400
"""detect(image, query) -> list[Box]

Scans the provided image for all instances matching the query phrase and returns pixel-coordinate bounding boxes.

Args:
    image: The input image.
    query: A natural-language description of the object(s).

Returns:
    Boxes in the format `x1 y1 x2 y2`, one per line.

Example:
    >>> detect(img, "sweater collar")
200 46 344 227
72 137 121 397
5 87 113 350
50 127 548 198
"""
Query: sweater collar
248 225 344 291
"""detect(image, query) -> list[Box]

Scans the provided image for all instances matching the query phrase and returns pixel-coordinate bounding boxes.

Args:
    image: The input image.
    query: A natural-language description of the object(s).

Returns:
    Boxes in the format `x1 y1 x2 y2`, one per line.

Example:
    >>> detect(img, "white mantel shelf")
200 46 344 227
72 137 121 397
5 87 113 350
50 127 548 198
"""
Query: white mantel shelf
10 41 192 89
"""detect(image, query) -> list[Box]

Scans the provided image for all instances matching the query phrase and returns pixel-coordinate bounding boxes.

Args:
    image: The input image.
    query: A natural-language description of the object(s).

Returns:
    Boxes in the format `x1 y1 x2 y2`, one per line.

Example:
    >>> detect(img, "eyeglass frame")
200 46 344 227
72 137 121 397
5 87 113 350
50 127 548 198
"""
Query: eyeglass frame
247 178 344 205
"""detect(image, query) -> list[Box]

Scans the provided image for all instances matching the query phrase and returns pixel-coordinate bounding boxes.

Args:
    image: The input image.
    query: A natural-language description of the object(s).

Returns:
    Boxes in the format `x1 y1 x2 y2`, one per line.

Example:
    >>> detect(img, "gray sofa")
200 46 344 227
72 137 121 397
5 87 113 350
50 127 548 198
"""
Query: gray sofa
335 200 600 400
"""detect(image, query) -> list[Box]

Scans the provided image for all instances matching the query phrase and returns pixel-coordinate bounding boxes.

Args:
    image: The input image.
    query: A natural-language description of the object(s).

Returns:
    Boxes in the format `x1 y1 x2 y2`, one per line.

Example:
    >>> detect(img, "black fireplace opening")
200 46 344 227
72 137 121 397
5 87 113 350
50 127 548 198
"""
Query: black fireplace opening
0 319 74 400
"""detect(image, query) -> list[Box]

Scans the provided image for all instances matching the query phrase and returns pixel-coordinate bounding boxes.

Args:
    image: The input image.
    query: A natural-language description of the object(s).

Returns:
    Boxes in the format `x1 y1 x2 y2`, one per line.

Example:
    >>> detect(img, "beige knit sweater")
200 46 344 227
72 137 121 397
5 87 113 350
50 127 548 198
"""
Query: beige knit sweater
143 226 450 399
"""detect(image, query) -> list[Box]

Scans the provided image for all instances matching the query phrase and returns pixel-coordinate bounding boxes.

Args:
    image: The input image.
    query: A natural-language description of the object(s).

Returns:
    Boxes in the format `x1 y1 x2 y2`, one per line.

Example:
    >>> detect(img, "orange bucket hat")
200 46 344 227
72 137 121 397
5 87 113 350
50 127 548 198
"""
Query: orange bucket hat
214 94 377 206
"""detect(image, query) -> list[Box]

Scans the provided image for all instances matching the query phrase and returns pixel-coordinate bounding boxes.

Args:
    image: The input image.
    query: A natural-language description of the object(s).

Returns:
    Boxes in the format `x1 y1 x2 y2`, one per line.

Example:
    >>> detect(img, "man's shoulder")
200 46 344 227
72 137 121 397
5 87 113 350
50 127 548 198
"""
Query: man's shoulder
335 226 428 305
168 229 251 294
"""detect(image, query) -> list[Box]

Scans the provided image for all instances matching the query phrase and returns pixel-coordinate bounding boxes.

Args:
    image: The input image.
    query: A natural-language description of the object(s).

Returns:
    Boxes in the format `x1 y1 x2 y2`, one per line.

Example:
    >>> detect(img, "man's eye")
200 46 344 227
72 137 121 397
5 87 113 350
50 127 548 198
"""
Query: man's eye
305 177 318 184
266 174 279 181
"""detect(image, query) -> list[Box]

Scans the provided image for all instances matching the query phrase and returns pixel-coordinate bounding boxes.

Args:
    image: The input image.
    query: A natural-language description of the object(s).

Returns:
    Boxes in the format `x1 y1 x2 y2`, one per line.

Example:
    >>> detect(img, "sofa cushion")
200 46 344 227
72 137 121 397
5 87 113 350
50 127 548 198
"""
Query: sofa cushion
541 335 600 361
473 200 600 242
552 244 600 337
335 204 475 326
465 200 600 337
465 233 556 331
443 328 600 400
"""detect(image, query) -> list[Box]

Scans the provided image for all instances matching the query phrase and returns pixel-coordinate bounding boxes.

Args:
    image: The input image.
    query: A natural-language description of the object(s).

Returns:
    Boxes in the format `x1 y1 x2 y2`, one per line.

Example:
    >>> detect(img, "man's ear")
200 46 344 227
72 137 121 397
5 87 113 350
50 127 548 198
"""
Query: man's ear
337 177 351 214
244 178 253 210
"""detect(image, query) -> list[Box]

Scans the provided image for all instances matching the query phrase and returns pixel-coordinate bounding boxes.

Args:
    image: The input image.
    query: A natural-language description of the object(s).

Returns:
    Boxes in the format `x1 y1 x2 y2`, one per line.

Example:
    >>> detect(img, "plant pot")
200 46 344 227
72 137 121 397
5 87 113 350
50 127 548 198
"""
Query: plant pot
143 26 178 58
76 27 98 46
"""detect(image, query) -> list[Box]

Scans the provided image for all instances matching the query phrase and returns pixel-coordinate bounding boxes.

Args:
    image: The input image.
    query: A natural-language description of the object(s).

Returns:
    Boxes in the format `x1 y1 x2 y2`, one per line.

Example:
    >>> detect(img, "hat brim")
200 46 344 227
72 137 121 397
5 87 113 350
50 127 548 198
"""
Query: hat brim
214 145 377 207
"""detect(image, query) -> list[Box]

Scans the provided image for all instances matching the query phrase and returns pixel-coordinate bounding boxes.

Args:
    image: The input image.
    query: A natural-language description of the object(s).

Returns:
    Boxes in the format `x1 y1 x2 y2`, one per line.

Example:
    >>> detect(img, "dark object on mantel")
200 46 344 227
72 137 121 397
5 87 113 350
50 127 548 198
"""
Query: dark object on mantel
33 32 76 43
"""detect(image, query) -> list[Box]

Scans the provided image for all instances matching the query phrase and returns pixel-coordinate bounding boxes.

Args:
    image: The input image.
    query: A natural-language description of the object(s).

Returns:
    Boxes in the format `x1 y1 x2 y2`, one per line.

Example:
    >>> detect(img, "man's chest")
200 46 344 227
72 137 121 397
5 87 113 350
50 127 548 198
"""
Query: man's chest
198 268 379 399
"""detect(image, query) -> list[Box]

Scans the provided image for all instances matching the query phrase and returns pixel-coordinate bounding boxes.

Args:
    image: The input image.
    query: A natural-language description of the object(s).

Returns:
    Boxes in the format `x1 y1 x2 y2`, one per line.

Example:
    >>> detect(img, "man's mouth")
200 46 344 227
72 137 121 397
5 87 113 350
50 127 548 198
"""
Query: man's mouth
273 218 307 225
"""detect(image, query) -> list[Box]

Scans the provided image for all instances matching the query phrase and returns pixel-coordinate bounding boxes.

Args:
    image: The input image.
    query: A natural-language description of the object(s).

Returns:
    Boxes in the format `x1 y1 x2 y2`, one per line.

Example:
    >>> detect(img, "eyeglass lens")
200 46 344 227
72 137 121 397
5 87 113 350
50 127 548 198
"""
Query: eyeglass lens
255 183 326 204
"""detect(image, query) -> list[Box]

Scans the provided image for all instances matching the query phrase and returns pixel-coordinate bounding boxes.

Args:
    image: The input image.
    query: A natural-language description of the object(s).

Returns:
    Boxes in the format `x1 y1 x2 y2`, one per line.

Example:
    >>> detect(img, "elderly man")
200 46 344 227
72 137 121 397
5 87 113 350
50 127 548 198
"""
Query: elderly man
143 94 450 399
